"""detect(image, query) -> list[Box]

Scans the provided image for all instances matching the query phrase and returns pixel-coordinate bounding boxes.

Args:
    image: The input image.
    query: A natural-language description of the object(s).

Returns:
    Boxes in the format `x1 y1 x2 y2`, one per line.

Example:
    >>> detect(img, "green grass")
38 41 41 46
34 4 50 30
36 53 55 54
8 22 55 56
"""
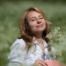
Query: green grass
0 1 66 66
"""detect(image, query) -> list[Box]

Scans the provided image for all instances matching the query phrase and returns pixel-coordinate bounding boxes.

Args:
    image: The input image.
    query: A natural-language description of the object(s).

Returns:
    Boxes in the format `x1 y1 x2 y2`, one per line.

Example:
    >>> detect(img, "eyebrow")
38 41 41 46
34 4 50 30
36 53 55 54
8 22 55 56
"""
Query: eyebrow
30 15 43 19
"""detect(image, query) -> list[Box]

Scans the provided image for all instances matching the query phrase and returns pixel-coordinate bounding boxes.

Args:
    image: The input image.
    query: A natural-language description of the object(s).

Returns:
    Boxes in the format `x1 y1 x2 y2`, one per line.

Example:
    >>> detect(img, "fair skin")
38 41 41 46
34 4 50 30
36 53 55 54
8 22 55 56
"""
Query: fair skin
27 11 47 66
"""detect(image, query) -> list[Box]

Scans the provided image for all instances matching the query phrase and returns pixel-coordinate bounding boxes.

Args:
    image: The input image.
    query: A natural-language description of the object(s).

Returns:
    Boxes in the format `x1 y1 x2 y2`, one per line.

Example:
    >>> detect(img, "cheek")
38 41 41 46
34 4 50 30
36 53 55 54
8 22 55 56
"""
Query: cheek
29 22 37 30
43 20 46 24
42 20 46 27
42 21 46 30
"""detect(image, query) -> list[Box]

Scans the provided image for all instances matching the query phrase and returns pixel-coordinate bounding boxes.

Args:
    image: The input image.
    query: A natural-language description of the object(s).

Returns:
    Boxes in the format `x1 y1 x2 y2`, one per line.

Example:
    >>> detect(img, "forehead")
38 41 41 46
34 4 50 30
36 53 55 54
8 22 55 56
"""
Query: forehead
27 11 43 18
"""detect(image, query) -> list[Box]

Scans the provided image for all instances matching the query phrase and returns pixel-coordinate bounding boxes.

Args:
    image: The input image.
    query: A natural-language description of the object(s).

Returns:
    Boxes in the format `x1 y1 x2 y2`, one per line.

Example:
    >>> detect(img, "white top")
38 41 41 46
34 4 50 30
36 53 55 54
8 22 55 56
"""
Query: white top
8 38 56 66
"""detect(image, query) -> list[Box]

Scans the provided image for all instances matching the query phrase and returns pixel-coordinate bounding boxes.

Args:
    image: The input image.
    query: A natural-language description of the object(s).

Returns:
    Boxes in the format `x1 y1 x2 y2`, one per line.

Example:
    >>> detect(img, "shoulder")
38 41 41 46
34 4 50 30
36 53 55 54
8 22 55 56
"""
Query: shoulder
10 39 26 50
8 39 27 64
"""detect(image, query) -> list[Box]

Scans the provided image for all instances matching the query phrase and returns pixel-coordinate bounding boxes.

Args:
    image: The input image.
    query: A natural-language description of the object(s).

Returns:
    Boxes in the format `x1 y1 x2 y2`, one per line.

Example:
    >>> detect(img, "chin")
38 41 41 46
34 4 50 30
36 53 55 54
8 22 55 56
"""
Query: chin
37 28 45 31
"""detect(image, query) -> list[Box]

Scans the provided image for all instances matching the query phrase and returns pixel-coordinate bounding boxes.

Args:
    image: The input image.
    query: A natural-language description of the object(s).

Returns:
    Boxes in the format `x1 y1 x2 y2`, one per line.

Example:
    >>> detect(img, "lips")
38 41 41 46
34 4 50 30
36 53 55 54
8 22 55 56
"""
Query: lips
36 24 43 28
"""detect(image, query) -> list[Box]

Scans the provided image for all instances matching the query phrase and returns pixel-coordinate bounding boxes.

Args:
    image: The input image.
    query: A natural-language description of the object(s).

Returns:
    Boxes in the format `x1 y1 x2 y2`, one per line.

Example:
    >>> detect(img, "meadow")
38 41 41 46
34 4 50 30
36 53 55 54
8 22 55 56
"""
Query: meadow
0 1 66 66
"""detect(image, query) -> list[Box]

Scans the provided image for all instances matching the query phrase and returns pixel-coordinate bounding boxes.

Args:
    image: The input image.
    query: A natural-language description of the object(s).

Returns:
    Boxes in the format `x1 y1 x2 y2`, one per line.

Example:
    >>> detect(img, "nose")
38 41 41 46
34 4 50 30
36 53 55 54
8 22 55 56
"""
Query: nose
37 19 41 24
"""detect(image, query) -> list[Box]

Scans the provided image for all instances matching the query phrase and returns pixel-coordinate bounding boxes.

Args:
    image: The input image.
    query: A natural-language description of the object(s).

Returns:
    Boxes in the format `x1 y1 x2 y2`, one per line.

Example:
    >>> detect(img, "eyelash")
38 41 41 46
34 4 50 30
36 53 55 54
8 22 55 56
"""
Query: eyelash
39 17 44 19
31 19 36 21
31 17 44 21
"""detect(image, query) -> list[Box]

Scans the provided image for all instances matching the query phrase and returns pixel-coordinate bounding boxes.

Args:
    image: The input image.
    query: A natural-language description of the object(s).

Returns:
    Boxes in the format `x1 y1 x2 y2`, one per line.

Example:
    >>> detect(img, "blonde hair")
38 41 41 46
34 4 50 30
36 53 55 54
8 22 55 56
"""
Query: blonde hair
19 7 51 50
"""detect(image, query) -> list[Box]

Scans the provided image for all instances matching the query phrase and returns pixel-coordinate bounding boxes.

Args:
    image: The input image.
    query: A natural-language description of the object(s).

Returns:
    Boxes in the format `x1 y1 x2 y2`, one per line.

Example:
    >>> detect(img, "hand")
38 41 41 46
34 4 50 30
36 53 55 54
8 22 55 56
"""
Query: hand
34 59 48 66
45 60 66 66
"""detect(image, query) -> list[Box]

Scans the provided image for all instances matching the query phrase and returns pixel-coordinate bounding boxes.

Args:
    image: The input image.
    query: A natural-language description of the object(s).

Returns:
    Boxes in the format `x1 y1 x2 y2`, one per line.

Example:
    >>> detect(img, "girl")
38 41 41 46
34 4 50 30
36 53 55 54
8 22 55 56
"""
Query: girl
8 7 56 66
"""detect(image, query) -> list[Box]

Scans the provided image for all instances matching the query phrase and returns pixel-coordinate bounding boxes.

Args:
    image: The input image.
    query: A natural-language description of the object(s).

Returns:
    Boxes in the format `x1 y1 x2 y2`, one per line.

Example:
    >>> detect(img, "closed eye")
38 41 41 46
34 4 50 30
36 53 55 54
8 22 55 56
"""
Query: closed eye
39 16 44 19
30 18 36 22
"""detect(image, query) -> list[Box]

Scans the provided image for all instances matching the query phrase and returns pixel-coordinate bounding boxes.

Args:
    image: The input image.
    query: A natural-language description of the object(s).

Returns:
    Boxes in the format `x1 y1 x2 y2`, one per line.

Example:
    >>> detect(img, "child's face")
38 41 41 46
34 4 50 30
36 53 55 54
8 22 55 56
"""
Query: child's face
27 11 46 34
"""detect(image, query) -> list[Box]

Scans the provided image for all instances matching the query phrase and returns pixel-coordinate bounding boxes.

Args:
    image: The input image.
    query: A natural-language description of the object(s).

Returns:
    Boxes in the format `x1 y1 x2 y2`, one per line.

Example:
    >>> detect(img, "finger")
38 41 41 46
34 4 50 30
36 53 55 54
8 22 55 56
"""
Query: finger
38 61 48 66
35 59 48 66
38 63 43 66
34 63 42 66
41 60 48 66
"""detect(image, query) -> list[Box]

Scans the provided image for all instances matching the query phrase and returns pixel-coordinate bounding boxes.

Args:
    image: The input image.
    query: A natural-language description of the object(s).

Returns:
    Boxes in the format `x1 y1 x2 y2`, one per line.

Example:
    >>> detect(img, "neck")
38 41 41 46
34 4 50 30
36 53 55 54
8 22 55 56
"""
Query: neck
34 32 42 38
34 32 44 45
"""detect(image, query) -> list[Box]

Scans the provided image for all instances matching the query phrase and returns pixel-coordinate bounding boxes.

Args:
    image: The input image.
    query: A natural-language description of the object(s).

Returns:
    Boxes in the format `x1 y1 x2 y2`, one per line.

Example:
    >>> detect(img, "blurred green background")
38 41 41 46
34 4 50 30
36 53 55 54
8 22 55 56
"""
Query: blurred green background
0 0 66 66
